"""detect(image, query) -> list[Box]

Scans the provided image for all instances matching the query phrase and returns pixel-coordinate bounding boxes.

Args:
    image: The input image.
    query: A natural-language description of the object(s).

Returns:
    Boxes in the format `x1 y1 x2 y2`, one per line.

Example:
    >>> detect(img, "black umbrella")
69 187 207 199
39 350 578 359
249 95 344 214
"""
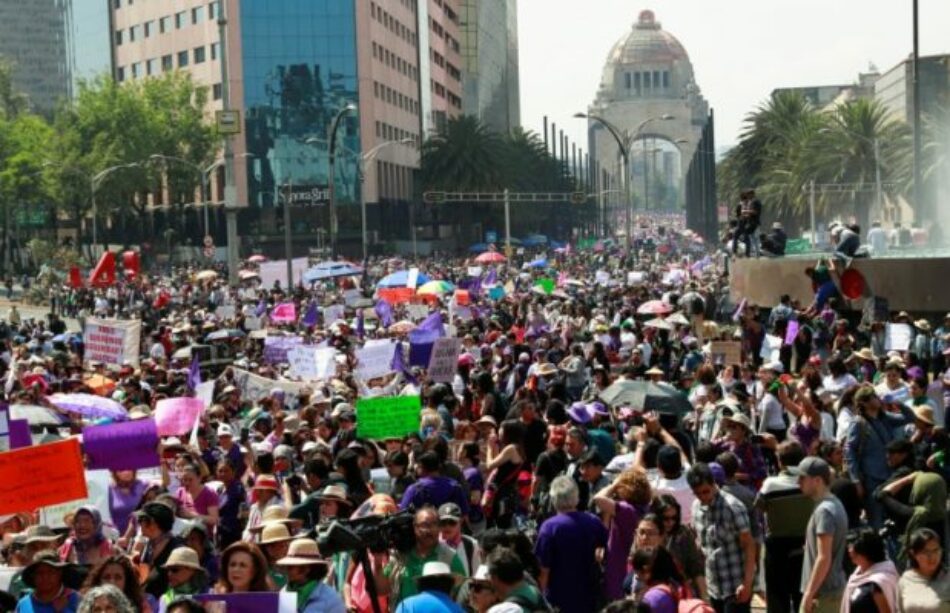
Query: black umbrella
598 379 693 416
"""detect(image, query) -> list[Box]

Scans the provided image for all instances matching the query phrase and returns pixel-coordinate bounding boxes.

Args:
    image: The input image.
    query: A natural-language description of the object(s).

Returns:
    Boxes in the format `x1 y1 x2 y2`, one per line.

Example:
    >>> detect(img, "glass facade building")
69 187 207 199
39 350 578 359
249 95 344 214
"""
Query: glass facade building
239 0 362 216
66 0 113 92
459 0 520 133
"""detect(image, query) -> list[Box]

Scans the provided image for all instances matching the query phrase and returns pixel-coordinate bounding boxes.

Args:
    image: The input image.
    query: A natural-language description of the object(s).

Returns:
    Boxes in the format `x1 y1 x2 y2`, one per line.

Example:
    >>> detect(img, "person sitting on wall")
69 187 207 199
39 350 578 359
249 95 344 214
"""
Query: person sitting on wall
760 222 787 257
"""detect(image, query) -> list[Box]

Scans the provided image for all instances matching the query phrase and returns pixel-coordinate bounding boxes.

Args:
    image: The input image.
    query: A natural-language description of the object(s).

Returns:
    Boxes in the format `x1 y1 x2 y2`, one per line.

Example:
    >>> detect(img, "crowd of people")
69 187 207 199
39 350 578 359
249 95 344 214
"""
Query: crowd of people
0 215 948 613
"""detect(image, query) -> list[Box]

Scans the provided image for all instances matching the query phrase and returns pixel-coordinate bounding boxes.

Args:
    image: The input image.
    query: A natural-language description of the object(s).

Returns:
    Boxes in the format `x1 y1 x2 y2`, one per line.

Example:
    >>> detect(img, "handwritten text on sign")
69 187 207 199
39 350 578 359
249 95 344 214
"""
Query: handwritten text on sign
84 318 142 367
0 439 87 515
428 337 462 383
356 396 422 440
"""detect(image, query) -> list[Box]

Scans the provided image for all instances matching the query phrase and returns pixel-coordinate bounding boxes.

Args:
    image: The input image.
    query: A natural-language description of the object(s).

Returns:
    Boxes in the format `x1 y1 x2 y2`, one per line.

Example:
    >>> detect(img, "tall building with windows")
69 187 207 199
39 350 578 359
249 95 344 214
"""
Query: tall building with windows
459 0 520 133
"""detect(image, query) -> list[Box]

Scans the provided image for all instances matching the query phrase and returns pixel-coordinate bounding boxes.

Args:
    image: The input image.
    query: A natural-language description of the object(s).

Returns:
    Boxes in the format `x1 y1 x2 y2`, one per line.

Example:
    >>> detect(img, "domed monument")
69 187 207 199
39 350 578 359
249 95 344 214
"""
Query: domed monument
585 10 708 217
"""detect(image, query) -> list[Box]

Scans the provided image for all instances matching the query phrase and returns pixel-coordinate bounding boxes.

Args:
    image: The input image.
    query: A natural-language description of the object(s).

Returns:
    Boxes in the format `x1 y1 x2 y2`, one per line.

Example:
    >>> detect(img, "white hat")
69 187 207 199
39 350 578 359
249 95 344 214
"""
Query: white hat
763 361 784 373
420 561 453 578
216 423 234 437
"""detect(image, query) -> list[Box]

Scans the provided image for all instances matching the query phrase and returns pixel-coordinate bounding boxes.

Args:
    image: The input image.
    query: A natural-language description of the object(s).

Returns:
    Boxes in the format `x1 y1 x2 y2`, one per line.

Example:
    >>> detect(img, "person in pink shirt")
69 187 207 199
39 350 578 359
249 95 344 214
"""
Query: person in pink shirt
175 463 220 530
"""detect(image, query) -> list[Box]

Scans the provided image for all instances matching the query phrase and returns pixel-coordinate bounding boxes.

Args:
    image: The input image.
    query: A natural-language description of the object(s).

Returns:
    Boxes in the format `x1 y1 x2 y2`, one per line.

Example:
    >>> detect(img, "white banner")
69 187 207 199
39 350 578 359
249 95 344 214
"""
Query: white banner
759 334 782 362
885 323 913 352
288 346 336 381
324 304 345 323
196 380 216 409
84 318 142 368
41 469 112 529
216 304 236 320
355 342 397 381
428 337 462 383
231 368 309 403
467 266 483 277
406 304 429 322
259 258 308 289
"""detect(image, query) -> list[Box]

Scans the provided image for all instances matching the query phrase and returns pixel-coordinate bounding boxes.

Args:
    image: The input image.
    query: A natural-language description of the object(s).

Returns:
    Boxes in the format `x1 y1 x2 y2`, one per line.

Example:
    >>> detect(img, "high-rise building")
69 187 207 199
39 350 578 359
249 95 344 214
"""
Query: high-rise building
0 0 111 116
459 0 520 133
109 0 473 255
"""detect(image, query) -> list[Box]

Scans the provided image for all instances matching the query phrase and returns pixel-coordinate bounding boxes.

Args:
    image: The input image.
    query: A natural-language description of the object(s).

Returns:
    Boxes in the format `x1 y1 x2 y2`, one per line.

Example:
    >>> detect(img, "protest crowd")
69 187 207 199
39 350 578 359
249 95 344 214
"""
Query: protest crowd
0 214 948 613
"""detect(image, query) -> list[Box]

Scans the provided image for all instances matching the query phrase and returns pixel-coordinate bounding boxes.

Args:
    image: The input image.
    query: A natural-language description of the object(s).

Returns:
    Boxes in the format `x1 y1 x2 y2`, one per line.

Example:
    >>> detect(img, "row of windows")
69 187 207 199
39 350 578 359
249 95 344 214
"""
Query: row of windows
377 160 414 201
373 81 420 115
370 2 418 48
432 0 459 25
429 16 460 54
430 50 460 83
429 80 462 110
623 70 671 92
372 42 418 81
115 2 220 46
375 121 417 145
117 44 221 83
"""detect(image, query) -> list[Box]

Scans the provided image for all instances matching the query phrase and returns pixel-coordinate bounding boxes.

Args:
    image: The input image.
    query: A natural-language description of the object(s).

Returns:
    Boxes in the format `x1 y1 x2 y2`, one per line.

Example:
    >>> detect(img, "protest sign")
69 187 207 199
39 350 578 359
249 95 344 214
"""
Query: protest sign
196 592 296 613
356 396 422 440
216 304 236 320
40 469 111 529
759 334 782 362
343 289 361 306
627 271 646 285
83 318 142 367
263 335 304 364
196 380 216 409
0 439 87 515
467 266 482 277
155 397 204 436
84 418 160 471
406 304 429 321
244 316 262 331
9 419 30 449
428 337 462 383
259 258 308 288
288 346 336 381
885 323 913 352
784 320 800 346
595 270 610 286
709 341 742 366
324 304 345 323
356 342 397 381
231 368 308 403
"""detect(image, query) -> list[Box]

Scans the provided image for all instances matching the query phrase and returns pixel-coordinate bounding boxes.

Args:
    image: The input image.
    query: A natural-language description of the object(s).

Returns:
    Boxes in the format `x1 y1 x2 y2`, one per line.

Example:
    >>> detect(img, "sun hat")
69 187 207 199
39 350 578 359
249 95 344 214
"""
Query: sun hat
216 423 234 437
313 484 353 508
21 551 79 590
418 561 453 580
853 347 876 361
721 412 752 432
276 539 329 566
914 319 932 332
21 525 63 544
645 366 665 376
475 415 497 429
162 547 205 573
912 405 936 427
248 505 301 534
259 522 295 545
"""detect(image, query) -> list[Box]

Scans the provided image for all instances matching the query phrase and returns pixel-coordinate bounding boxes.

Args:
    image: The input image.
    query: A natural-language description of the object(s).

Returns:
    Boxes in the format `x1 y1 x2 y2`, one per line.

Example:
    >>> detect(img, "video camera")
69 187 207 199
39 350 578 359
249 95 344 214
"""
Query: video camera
317 511 416 556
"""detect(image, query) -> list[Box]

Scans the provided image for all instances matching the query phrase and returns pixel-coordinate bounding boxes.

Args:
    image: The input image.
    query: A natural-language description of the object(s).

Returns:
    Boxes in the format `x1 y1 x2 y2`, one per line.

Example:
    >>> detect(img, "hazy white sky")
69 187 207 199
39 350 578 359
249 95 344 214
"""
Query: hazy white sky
518 0 950 153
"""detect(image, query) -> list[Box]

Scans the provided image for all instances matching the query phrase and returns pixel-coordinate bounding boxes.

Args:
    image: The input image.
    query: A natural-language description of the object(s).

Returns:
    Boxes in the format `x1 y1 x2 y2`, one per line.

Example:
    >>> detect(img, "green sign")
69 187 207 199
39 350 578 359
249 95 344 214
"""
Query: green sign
785 238 812 255
356 395 422 440
534 278 555 295
15 208 50 228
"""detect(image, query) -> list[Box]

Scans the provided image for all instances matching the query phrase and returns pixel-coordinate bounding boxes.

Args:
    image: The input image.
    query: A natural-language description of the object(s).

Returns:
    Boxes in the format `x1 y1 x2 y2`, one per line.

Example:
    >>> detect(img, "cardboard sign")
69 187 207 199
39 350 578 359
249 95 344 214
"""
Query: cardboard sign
83 318 142 368
40 468 112 529
428 337 462 383
83 418 160 471
0 439 87 515
709 341 742 366
244 316 262 331
406 304 429 322
356 396 422 440
355 342 397 381
759 334 782 363
263 335 304 364
155 397 205 436
231 368 309 403
885 323 913 352
324 304 345 324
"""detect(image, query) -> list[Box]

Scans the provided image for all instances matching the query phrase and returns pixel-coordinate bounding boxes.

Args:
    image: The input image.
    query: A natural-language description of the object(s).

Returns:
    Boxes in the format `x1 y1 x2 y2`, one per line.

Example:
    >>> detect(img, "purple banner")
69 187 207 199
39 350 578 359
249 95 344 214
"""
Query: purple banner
9 419 30 449
263 335 304 365
784 320 800 346
195 592 286 612
83 418 160 471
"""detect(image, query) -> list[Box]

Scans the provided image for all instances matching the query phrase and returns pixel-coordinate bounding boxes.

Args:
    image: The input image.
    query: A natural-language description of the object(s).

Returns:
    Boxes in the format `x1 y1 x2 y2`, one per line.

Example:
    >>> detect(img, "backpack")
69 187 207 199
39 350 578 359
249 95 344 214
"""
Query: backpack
653 583 715 613
506 590 556 613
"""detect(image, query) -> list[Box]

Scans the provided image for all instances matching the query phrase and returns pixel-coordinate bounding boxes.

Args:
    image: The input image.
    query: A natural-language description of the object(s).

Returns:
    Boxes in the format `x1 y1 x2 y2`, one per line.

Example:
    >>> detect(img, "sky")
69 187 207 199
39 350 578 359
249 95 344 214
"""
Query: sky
517 0 950 153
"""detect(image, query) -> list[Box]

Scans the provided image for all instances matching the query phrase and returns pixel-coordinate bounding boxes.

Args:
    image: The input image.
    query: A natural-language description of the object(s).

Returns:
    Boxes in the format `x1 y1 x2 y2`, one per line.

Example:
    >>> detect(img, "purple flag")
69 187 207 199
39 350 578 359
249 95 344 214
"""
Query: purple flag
301 301 319 328
356 309 365 340
254 299 267 317
484 268 497 286
186 355 202 392
83 418 161 471
9 419 30 449
390 341 417 385
409 312 445 366
375 300 393 328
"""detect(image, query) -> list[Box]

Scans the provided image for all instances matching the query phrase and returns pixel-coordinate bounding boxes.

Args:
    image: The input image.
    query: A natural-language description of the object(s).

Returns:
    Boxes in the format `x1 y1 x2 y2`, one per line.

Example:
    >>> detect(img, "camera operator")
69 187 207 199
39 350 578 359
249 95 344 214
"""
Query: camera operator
373 507 467 610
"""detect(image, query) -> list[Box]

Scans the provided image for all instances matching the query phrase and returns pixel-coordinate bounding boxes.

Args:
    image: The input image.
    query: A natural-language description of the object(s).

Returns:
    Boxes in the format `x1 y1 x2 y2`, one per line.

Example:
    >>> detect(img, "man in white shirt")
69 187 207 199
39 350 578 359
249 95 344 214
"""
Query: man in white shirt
866 220 888 256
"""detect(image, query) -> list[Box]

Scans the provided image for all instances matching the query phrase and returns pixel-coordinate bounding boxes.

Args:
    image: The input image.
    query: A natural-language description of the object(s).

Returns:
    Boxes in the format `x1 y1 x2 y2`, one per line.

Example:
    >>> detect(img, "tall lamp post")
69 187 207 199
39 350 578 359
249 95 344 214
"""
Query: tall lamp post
327 104 357 257
574 112 673 246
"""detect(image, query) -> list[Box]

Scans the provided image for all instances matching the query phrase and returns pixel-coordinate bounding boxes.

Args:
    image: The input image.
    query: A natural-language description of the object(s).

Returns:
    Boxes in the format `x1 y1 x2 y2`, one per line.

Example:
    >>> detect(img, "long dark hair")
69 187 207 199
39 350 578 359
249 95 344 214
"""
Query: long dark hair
631 546 684 586
906 528 945 574
216 542 273 593
83 554 148 612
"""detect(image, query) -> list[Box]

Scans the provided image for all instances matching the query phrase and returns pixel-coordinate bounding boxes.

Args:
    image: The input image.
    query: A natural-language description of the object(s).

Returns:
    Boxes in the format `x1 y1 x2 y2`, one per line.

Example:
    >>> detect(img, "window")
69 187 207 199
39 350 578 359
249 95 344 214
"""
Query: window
194 46 206 64
144 21 153 38
662 71 670 88
177 50 189 67
212 83 222 100
161 54 173 72
114 29 123 46
624 72 631 89
113 0 121 8
131 62 141 79
653 71 660 89
129 24 139 41
116 66 125 82
208 1 220 20
210 42 220 61
634 72 641 93
192 7 204 24
160 16 171 33
146 58 157 76
175 11 187 29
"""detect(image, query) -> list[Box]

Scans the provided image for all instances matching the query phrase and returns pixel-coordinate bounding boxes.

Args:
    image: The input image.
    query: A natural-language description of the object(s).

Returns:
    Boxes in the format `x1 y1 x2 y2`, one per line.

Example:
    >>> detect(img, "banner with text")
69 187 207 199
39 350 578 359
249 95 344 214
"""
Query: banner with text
83 318 142 368
356 395 422 440
0 439 87 515
428 337 462 383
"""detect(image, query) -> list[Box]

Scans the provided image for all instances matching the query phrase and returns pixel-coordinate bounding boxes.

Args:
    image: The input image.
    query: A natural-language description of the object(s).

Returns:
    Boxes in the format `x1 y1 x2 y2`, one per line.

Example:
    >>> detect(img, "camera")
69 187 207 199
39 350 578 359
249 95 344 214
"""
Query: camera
317 511 416 555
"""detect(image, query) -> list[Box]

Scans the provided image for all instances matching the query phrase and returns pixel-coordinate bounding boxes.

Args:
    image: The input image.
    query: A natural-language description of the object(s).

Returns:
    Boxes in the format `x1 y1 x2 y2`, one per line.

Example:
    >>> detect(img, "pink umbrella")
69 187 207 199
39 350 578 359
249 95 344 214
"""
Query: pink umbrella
247 254 267 263
475 251 506 264
637 300 673 316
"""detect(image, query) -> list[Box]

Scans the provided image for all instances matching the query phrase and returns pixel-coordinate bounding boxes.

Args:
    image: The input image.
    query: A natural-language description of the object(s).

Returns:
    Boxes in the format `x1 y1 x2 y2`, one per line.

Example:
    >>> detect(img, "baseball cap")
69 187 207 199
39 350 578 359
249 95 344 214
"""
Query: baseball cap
789 456 831 480
216 423 234 438
438 503 463 523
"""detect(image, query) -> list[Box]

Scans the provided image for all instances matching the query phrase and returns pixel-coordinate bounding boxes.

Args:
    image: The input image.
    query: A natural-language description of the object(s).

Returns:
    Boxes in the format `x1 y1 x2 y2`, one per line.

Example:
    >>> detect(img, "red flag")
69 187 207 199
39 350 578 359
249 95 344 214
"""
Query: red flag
68 266 82 289
89 252 116 288
122 250 140 279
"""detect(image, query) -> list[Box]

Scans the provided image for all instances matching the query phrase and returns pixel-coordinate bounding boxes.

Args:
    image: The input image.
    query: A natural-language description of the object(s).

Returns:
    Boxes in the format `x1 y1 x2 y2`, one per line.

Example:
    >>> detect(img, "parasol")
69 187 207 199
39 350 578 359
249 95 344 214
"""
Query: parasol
474 251 506 264
238 270 260 281
83 374 116 396
644 317 673 331
48 393 129 421
666 312 691 326
206 329 246 342
195 270 218 281
377 270 431 288
637 300 673 316
598 380 692 416
416 280 455 295
247 254 268 263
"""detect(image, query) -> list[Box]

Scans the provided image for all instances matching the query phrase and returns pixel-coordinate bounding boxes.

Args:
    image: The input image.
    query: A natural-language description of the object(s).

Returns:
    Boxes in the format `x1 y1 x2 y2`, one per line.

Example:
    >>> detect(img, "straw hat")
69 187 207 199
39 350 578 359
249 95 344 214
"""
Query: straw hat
21 551 79 590
912 405 936 427
313 484 353 508
162 547 205 573
914 319 932 332
248 504 299 533
21 525 63 545
536 362 558 377
259 522 295 545
721 412 753 432
276 539 329 566
251 474 280 492
645 366 665 377
853 347 876 362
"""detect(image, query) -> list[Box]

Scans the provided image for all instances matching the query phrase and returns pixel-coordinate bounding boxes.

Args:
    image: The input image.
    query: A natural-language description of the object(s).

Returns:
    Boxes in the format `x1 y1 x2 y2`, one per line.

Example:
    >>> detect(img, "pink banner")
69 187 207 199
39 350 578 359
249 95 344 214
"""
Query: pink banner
784 320 800 345
270 302 296 323
154 397 204 436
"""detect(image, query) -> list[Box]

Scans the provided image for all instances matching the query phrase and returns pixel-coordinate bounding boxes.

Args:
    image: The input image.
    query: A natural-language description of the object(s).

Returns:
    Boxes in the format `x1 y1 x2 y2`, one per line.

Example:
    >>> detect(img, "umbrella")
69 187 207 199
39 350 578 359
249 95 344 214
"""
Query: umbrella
666 312 691 326
388 320 416 334
475 251 506 264
247 254 268 263
637 300 673 316
644 317 673 331
9 404 64 426
83 374 116 396
206 328 246 342
303 261 364 283
564 279 586 288
416 280 455 295
377 270 431 288
598 380 692 416
238 270 260 281
195 270 218 281
526 257 548 268
48 393 129 421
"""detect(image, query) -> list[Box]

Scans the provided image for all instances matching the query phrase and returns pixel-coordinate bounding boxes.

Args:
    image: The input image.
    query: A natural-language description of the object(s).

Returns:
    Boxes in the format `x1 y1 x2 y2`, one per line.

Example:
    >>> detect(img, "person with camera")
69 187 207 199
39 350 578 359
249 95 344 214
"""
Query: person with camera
374 507 467 610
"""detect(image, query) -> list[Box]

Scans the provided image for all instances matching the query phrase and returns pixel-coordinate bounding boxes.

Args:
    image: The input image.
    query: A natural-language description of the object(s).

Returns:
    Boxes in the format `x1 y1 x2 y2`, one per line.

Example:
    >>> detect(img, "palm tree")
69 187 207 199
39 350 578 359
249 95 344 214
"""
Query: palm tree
420 115 503 191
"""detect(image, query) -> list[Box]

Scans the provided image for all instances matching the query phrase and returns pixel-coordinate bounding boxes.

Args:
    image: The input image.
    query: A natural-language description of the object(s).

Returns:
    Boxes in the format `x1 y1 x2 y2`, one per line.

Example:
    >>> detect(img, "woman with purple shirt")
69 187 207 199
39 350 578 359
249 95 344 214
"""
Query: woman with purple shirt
778 382 824 455
591 467 653 602
108 470 149 536
632 546 685 613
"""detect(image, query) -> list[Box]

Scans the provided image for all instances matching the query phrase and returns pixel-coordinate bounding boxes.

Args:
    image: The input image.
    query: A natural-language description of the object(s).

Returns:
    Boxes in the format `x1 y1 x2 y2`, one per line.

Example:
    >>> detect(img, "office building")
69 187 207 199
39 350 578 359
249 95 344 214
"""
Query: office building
459 0 520 133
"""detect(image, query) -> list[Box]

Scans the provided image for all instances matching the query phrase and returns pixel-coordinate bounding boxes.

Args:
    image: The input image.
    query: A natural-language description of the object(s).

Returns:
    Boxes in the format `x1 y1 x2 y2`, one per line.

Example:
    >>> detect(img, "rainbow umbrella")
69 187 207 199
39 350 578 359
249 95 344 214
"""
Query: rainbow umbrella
416 280 455 295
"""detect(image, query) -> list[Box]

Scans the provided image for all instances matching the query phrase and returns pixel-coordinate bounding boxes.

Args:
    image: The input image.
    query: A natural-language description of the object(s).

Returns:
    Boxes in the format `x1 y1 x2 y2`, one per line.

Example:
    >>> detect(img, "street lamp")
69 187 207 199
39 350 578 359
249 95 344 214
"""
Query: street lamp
574 112 673 244
90 163 141 256
327 103 357 257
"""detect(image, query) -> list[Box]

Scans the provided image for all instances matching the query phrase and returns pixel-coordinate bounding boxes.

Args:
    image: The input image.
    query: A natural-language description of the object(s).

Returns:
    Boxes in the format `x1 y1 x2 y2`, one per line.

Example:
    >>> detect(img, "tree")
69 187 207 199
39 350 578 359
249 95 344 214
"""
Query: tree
420 115 503 191
0 57 29 118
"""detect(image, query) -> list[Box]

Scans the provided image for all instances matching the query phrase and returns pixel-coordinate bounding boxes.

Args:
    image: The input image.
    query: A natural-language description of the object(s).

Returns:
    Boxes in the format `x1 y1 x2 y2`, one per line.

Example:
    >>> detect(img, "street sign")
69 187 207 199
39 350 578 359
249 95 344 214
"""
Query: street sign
282 184 330 207
215 110 241 135
570 192 587 205
423 191 445 204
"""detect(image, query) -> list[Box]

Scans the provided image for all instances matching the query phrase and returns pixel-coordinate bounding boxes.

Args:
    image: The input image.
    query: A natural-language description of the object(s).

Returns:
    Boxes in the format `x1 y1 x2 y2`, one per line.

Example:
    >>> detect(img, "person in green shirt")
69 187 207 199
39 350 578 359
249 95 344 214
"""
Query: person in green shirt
487 547 549 612
374 508 466 607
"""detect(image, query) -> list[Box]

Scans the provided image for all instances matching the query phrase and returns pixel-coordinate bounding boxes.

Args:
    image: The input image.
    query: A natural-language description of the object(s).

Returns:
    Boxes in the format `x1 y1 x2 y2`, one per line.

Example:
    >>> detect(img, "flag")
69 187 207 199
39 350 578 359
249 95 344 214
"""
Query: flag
271 302 296 323
186 355 202 392
255 299 267 317
409 312 445 367
301 301 319 328
374 300 393 328
732 298 747 322
484 268 497 287
390 341 417 385
356 309 365 340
